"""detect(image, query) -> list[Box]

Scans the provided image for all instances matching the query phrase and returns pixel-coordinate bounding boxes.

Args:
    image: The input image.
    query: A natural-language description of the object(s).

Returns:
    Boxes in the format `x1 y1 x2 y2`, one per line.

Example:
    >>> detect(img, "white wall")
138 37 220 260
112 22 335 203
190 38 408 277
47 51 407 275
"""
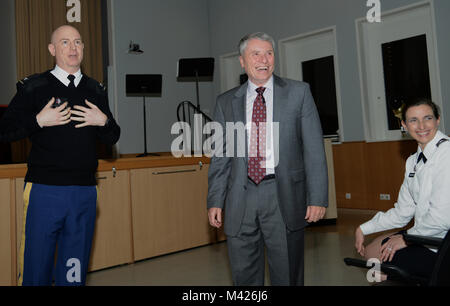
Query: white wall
109 0 214 154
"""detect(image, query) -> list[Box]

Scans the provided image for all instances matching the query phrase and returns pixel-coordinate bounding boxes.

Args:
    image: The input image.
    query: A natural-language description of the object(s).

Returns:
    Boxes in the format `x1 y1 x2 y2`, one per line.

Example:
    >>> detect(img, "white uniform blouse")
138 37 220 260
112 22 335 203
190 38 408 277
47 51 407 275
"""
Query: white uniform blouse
360 130 450 242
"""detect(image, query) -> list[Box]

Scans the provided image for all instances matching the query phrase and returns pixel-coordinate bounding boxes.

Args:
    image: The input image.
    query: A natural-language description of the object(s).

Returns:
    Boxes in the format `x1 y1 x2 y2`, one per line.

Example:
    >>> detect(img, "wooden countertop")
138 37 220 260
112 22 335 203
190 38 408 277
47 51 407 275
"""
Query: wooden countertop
0 153 211 179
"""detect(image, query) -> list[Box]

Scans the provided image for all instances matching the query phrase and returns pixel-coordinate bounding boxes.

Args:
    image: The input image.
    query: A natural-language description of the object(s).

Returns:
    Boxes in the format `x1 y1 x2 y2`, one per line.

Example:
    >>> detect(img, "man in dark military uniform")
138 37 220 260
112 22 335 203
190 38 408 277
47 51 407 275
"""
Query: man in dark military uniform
0 25 120 286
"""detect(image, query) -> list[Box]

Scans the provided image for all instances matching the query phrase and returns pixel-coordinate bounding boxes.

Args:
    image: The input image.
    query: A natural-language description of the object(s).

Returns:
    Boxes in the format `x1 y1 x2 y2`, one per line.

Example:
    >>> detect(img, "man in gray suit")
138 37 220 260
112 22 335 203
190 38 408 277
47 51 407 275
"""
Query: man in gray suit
207 32 328 286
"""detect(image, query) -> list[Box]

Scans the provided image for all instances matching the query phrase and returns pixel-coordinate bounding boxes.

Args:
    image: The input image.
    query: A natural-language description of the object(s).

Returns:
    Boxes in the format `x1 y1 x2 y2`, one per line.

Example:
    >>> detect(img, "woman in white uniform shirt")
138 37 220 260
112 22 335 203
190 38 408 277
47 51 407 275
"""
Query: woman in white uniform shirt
354 98 450 281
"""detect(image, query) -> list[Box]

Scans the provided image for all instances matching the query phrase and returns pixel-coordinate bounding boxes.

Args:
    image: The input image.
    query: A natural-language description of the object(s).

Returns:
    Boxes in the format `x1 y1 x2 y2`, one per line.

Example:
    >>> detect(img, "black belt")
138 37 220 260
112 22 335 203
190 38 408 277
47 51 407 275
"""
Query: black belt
248 174 276 184
262 174 276 181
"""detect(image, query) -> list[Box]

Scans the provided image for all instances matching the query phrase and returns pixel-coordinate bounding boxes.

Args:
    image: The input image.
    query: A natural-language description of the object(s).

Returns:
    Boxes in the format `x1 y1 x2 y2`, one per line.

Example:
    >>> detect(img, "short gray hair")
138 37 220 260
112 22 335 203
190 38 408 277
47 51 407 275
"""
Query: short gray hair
238 32 275 55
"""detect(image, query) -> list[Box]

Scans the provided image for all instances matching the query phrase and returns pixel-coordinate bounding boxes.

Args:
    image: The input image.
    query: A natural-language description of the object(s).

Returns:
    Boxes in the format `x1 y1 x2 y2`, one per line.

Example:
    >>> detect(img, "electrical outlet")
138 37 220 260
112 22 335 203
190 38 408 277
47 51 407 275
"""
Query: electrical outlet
380 194 391 200
345 193 351 200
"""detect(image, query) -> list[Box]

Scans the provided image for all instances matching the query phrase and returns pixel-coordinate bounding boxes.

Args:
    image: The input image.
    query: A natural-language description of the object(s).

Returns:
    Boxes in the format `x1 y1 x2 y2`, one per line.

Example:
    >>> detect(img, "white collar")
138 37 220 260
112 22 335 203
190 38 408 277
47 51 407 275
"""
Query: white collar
247 76 274 94
419 130 448 158
51 65 83 87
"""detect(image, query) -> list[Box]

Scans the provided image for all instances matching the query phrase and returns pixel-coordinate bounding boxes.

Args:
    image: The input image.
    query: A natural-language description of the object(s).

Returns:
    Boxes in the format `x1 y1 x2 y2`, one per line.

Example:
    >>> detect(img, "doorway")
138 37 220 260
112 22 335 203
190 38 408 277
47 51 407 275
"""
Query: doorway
356 1 443 142
279 26 343 141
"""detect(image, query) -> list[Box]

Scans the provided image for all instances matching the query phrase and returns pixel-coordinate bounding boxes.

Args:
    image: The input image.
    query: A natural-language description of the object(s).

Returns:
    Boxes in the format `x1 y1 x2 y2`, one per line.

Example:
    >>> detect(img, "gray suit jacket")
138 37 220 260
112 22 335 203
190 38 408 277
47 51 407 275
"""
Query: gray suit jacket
207 75 328 236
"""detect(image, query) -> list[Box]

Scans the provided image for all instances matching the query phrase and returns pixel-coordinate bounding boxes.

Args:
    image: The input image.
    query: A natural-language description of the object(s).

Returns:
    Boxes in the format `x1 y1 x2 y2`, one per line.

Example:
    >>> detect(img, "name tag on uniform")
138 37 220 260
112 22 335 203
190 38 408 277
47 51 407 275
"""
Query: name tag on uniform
409 173 415 178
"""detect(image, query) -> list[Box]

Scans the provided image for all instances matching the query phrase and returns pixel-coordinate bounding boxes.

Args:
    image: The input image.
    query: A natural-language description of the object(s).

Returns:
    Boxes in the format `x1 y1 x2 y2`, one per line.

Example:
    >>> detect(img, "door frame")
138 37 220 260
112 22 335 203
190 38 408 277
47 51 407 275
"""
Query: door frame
278 26 344 142
219 51 242 94
355 0 443 142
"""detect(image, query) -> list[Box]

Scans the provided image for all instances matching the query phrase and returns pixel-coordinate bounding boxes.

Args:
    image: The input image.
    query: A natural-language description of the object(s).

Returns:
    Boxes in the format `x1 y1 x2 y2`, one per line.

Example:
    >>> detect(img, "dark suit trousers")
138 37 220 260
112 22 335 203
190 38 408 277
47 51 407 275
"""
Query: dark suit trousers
226 178 305 286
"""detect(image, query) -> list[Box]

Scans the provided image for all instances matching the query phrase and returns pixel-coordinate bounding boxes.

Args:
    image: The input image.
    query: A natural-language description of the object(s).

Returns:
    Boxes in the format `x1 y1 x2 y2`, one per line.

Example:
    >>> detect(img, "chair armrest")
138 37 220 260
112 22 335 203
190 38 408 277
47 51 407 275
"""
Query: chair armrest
344 257 367 268
344 257 411 278
344 257 428 285
402 233 443 248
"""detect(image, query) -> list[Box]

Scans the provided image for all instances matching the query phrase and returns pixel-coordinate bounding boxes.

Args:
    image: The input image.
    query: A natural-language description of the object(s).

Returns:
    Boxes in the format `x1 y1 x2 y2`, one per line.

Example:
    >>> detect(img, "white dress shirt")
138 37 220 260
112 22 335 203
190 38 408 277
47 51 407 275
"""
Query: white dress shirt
50 65 83 87
246 76 275 175
360 130 450 249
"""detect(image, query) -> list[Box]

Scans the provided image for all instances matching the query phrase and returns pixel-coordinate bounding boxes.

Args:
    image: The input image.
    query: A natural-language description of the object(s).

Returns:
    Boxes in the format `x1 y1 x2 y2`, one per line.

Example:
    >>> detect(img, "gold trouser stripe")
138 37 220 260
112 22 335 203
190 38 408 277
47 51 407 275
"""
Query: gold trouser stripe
18 183 32 286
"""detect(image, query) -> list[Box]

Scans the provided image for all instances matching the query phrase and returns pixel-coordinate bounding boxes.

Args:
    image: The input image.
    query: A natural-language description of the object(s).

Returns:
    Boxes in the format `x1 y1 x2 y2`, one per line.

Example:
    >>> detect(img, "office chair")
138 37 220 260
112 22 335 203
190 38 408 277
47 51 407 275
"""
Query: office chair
344 230 450 286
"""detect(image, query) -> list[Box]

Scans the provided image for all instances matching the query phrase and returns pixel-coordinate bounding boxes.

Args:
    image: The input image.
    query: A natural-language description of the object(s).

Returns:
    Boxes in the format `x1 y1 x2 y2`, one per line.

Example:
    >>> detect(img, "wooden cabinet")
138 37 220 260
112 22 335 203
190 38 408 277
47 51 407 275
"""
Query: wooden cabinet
1 156 213 285
0 148 340 284
130 164 214 261
88 169 133 271
0 179 13 285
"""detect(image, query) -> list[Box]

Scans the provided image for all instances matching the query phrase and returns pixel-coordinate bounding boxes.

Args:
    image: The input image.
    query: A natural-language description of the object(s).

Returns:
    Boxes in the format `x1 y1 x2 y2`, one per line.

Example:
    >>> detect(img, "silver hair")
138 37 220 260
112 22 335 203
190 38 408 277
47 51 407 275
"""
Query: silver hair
238 32 275 55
